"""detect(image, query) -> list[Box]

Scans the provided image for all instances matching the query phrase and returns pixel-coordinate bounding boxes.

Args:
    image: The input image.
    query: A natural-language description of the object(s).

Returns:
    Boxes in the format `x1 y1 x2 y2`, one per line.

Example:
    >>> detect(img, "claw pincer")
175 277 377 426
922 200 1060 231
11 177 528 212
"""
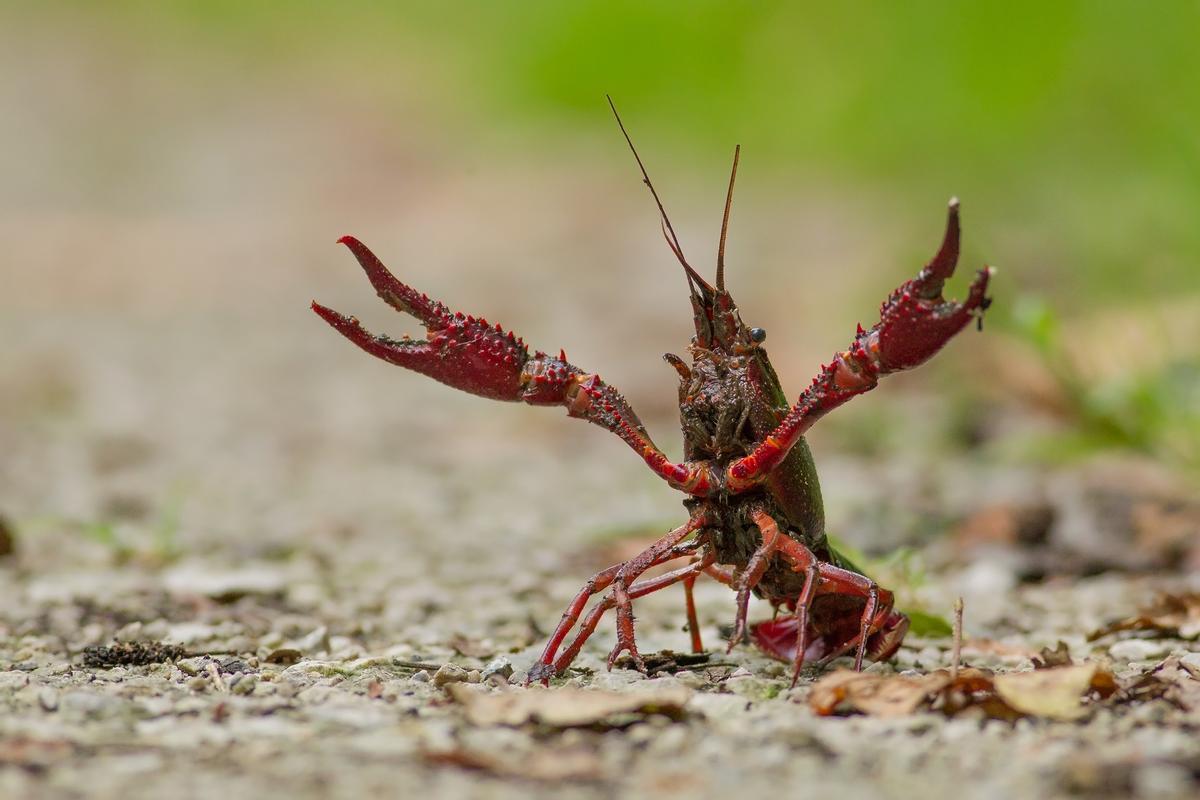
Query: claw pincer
312 236 532 401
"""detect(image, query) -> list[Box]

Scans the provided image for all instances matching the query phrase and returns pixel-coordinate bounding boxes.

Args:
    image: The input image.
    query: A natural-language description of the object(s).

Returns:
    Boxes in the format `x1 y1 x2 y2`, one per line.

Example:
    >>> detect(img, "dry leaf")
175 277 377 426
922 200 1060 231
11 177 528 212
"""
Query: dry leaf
425 745 603 782
993 664 1116 721
1089 592 1200 641
961 639 1040 659
1033 641 1074 669
955 503 1055 550
447 683 691 727
1116 656 1200 711
810 664 1115 721
0 737 73 769
808 670 951 718
448 634 495 659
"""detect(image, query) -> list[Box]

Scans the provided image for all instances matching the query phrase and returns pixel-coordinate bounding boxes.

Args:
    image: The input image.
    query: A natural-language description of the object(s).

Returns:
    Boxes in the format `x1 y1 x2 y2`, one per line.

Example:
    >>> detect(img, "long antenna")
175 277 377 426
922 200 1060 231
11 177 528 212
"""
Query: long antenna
606 95 712 298
716 144 740 291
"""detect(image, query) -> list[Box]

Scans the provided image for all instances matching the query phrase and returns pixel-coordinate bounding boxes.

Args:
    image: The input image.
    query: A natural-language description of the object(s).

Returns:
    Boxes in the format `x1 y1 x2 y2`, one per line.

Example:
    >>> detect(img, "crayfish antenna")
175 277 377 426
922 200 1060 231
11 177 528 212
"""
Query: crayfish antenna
606 94 714 304
716 144 740 292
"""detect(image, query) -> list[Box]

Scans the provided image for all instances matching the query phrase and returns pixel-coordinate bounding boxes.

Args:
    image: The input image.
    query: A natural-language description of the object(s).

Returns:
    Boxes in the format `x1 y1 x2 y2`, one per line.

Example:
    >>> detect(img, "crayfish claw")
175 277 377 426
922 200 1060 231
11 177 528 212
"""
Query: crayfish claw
874 207 992 374
314 238 532 401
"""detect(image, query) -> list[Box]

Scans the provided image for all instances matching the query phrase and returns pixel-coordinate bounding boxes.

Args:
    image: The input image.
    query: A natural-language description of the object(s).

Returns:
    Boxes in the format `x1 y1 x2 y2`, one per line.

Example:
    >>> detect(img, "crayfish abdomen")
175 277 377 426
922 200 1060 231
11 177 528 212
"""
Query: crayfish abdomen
313 104 990 684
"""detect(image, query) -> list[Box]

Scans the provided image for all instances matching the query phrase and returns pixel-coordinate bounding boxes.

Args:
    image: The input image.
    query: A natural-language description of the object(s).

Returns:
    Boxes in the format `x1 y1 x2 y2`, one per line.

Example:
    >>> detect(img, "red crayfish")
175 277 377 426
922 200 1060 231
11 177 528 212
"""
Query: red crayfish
312 102 992 684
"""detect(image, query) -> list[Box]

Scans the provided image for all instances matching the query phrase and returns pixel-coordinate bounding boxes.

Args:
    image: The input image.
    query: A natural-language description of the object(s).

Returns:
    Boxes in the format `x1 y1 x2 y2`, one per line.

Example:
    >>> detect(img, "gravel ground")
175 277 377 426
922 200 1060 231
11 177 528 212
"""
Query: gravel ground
2 310 1199 800
3 17 1199 797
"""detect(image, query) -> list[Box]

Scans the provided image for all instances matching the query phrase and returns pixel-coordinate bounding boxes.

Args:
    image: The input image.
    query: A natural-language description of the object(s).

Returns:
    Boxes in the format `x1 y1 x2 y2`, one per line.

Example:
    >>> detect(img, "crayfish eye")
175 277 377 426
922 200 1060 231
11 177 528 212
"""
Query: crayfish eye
749 327 767 343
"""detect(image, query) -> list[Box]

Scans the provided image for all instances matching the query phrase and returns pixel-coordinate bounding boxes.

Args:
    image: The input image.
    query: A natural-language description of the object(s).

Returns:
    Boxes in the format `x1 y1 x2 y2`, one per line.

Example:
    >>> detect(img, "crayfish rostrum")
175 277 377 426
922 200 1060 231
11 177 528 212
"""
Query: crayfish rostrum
312 104 993 684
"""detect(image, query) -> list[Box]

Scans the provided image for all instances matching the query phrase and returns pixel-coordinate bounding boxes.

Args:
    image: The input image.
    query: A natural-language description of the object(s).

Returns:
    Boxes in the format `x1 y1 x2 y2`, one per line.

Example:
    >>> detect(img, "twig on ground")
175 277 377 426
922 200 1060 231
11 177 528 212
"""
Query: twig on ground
951 596 964 681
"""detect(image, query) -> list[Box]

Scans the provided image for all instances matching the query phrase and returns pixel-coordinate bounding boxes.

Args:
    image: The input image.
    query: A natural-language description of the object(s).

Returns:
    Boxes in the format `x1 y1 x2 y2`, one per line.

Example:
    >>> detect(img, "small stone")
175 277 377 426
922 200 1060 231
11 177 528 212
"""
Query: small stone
232 675 258 695
484 673 509 688
115 622 144 642
481 656 514 681
187 677 209 692
410 670 431 683
264 648 302 666
176 658 202 676
432 664 469 687
729 666 753 679
466 670 482 684
38 687 59 711
1109 639 1166 662
1179 652 1200 673
673 670 706 690
294 626 330 655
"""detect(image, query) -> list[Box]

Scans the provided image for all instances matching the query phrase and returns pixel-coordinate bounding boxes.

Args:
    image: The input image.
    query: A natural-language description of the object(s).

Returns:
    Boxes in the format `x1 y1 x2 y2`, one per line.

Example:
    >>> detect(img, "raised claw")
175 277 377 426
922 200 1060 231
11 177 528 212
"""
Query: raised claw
315 238 716 495
725 200 993 494
875 200 993 372
313 236 532 401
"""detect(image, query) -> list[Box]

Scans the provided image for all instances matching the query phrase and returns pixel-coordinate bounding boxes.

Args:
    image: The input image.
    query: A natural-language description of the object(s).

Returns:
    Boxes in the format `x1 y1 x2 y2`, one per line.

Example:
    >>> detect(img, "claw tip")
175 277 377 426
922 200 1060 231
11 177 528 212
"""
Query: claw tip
948 196 960 210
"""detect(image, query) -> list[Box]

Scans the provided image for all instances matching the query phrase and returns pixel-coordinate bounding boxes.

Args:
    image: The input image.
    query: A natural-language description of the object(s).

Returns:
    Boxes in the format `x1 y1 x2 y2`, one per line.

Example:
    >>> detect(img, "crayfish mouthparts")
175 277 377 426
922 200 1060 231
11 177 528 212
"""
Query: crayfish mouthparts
314 140 991 685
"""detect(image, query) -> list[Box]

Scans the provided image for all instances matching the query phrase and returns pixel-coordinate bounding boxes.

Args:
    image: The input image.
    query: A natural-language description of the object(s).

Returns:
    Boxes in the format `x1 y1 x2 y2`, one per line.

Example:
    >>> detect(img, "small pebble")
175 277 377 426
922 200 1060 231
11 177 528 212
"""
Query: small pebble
410 670 431 684
466 670 482 684
232 675 258 695
674 670 706 690
432 664 469 687
481 656 514 681
176 658 202 677
1109 639 1166 662
38 687 59 711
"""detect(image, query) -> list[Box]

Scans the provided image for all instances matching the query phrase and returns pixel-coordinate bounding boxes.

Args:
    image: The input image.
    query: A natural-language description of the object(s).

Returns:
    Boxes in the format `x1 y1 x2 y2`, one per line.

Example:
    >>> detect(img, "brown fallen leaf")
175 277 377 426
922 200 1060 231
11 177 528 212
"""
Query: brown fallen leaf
955 503 1055 550
425 745 604 782
1089 592 1200 641
808 670 951 718
0 737 73 769
1116 656 1200 711
448 634 495 659
993 664 1116 721
809 664 1116 721
1032 641 1074 669
447 683 691 727
961 638 1040 659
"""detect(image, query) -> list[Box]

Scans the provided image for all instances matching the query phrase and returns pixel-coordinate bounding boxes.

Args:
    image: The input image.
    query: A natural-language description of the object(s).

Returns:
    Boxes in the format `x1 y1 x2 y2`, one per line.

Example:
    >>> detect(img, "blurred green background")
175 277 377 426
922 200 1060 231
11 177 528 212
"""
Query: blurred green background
3 0 1198 476
75 0 1200 300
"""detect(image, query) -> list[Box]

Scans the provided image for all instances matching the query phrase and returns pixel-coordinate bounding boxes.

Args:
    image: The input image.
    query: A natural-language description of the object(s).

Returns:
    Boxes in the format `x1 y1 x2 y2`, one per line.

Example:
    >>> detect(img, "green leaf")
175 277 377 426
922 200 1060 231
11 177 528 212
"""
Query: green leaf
903 609 954 638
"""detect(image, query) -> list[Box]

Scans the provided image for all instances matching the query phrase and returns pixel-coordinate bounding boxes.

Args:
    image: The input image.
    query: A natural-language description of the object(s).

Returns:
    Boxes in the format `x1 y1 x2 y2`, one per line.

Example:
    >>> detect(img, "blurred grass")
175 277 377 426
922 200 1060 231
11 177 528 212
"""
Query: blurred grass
1008 297 1200 476
7 1 1198 474
54 0 1200 307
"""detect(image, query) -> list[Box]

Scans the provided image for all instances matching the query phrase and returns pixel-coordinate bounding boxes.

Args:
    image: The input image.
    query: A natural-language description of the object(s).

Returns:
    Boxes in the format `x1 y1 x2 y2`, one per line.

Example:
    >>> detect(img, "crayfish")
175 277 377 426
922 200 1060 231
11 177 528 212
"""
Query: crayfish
312 101 993 684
